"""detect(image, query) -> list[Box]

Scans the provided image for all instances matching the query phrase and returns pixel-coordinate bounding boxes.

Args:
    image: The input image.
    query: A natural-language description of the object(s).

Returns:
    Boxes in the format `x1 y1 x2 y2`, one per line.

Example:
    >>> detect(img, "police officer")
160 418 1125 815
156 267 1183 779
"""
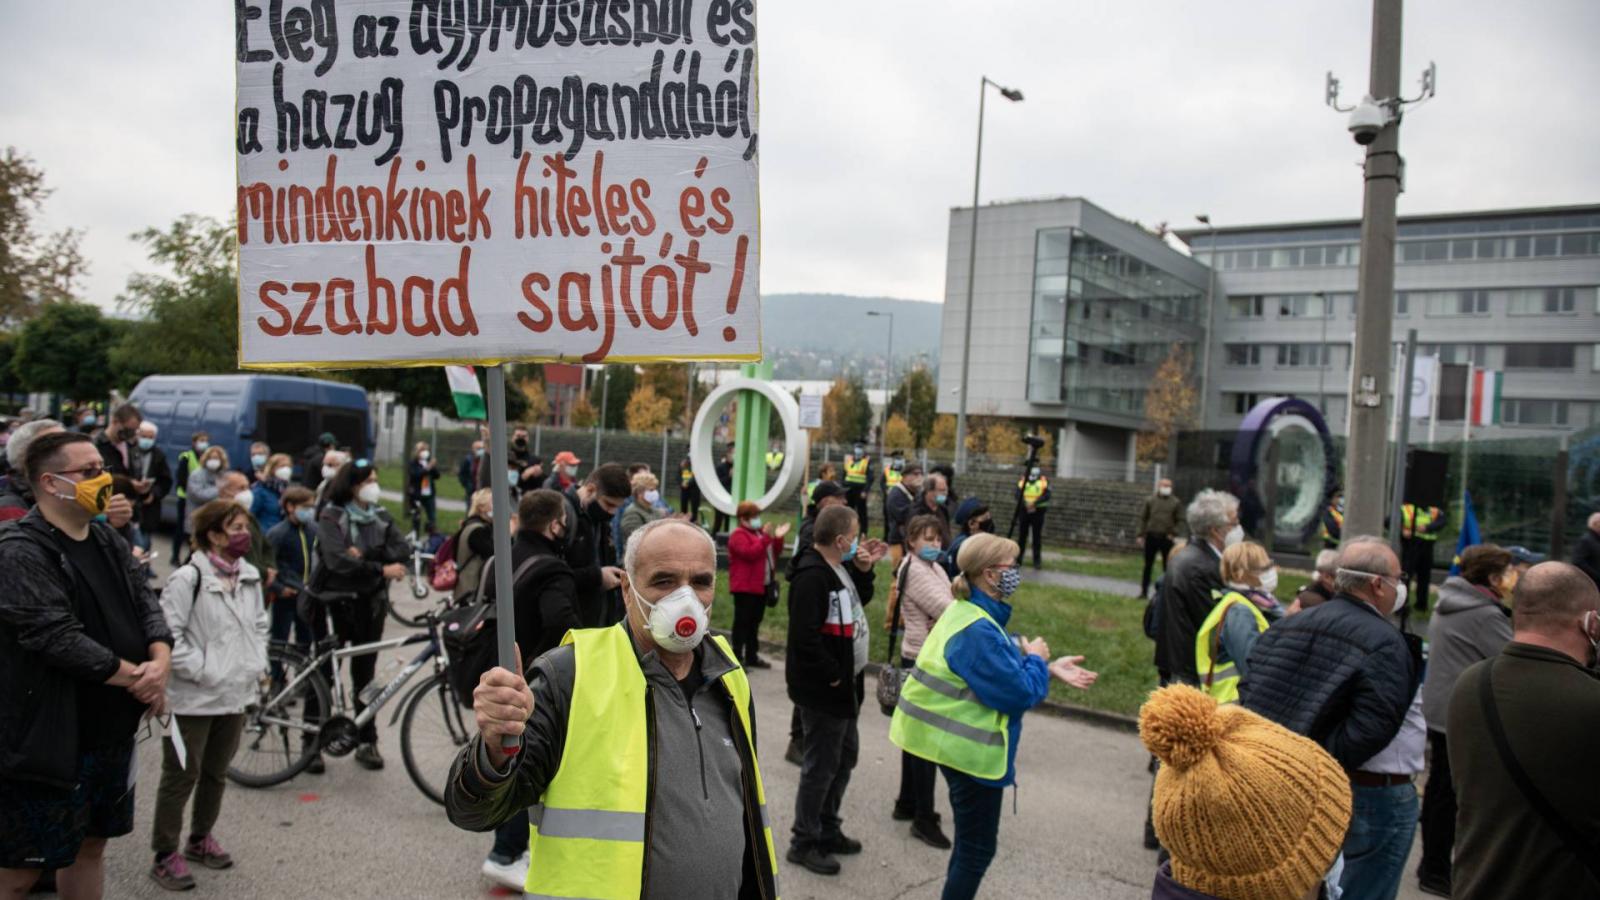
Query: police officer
170 431 209 564
1320 486 1345 550
677 456 701 523
764 442 785 472
1400 501 1446 612
1016 464 1051 569
880 449 905 539
841 439 874 532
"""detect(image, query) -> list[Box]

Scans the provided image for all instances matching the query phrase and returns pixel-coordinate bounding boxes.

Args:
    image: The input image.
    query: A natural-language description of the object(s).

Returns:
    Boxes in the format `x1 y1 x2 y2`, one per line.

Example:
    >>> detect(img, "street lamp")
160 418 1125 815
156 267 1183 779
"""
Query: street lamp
867 311 895 458
1195 214 1218 432
954 76 1024 474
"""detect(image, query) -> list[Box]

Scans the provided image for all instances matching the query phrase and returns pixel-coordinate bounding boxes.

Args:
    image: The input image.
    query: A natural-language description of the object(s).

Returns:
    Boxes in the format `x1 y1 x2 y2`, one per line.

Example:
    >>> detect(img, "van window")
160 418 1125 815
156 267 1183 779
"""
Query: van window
176 400 202 420
143 400 174 416
320 410 366 458
260 405 314 456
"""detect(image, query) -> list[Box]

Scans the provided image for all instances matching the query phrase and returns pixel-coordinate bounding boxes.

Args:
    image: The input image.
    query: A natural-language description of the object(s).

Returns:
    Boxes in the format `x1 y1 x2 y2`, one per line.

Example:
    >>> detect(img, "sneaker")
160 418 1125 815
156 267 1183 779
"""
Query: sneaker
821 833 862 856
354 743 385 770
150 852 196 891
184 834 233 870
910 819 951 850
304 753 326 775
481 853 529 891
785 845 840 876
745 655 772 670
1417 872 1452 897
784 740 803 767
890 804 915 822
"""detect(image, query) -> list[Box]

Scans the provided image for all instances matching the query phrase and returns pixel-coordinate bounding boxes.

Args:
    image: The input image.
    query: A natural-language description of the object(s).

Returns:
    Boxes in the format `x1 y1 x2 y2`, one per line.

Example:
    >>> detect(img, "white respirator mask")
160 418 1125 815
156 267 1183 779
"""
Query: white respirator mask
633 583 709 654
357 482 382 505
1223 524 1245 547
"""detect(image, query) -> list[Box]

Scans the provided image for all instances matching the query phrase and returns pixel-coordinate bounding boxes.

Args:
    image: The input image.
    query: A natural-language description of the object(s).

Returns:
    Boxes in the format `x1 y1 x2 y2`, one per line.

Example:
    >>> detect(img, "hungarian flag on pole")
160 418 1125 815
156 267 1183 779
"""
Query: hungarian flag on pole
1450 490 1482 575
445 366 487 420
1469 369 1502 426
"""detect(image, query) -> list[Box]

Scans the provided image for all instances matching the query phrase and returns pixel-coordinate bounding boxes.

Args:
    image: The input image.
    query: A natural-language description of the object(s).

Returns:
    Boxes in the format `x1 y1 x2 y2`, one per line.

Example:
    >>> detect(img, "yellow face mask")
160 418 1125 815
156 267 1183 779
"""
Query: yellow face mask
51 471 114 515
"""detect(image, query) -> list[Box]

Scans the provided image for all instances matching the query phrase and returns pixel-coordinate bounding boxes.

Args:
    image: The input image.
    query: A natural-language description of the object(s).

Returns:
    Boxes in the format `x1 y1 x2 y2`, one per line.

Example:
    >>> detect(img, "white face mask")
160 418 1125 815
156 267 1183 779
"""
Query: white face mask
233 492 254 510
1391 579 1408 614
357 482 382 505
274 465 293 482
1158 486 1172 497
1258 568 1279 595
204 458 222 472
633 583 709 654
322 465 339 480
1223 524 1244 547
419 451 431 461
643 489 660 505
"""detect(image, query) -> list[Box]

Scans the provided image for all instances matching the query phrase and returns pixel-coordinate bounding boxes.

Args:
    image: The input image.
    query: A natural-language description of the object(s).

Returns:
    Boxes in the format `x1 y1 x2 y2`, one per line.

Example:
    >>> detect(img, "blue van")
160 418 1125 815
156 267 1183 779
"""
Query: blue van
129 374 372 522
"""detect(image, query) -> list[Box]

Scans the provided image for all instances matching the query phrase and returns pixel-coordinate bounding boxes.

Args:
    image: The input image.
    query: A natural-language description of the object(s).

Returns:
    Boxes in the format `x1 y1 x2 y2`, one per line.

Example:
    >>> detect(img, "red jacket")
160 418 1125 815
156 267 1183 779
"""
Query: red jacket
727 524 781 595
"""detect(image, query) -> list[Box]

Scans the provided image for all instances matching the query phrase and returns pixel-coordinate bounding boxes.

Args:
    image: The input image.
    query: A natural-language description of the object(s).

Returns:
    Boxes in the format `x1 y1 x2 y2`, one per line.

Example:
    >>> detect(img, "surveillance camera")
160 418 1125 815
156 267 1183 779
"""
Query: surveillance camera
1347 96 1390 145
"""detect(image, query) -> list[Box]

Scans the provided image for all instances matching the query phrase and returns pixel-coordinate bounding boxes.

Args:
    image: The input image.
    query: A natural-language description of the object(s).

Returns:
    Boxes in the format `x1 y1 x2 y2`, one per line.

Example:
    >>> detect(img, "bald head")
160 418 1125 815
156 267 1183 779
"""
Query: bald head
1333 536 1402 611
1589 512 1600 534
1512 561 1600 635
217 471 251 500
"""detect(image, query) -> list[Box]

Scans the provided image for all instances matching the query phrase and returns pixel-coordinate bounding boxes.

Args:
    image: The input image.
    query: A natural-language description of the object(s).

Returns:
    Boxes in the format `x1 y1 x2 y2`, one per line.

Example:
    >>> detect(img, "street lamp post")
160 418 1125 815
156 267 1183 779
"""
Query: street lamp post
867 311 895 459
1317 291 1329 413
1195 214 1219 432
954 76 1024 474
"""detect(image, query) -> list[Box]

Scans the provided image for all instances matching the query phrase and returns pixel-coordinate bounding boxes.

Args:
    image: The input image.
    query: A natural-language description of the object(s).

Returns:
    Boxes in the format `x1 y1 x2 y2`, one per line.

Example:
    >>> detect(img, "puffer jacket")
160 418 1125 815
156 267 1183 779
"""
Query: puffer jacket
1420 575 1511 733
1239 594 1420 770
161 553 271 716
898 554 954 660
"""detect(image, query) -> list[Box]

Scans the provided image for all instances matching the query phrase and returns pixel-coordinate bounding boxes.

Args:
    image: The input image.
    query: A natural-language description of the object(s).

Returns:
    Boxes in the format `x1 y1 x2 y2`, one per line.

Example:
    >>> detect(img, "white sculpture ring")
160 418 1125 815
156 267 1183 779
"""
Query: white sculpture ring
690 377 810 517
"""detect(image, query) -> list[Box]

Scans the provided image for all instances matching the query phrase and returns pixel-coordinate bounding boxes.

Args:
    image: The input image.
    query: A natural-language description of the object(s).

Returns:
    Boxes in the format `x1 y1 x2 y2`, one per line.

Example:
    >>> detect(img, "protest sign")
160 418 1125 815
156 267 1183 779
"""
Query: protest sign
235 0 760 369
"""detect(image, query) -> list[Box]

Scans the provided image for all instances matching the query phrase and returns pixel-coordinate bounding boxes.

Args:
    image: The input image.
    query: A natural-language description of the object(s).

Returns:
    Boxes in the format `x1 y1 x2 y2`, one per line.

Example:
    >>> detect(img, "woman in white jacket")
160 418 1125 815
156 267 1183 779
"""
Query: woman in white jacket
892 513 957 849
148 499 270 891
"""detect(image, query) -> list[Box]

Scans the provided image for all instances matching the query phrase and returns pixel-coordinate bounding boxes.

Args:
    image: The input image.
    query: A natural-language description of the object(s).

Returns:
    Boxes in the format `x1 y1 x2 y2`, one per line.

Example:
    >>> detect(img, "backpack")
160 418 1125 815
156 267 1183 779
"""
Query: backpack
1142 574 1167 641
442 553 562 707
429 531 459 592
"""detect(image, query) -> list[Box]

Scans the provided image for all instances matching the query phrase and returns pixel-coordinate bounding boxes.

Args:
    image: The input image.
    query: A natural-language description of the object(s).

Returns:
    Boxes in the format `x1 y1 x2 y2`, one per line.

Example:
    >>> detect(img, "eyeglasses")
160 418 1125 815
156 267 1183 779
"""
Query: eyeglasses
50 465 106 481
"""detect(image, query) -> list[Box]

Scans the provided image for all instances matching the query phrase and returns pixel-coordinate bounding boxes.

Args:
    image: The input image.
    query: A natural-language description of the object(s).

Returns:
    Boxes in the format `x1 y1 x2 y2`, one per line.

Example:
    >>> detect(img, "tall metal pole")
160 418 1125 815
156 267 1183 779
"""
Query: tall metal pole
1343 0 1405 540
954 78 988 476
1317 291 1329 413
1389 329 1418 557
1197 220 1218 430
869 311 894 458
1461 362 1474 505
484 364 519 752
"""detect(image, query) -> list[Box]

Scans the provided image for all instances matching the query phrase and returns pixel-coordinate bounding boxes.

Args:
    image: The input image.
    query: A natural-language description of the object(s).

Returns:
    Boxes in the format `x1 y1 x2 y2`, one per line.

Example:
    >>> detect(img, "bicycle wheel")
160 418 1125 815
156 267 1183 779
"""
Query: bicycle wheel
228 643 331 788
387 587 433 627
400 672 473 806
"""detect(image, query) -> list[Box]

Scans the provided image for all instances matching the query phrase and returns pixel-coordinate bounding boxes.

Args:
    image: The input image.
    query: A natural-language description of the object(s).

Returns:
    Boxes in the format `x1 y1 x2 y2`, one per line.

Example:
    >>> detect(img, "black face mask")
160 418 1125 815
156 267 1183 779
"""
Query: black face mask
586 500 611 523
513 438 528 449
979 519 996 534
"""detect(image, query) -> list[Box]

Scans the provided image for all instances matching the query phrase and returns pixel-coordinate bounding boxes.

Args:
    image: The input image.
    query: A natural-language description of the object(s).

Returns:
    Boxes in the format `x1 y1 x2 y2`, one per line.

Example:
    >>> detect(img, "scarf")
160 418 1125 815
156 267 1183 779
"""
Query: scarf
206 551 242 588
344 502 379 526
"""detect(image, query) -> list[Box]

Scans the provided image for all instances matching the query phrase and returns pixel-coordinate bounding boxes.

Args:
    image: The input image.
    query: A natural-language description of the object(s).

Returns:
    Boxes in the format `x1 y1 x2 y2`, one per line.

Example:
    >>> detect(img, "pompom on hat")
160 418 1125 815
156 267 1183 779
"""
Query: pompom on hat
1140 686 1352 900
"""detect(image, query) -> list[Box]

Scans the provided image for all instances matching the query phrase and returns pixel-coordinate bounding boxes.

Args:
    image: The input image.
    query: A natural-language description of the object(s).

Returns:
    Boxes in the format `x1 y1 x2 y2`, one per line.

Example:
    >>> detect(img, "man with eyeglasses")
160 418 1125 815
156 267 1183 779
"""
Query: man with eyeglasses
1240 536 1423 900
0 431 174 898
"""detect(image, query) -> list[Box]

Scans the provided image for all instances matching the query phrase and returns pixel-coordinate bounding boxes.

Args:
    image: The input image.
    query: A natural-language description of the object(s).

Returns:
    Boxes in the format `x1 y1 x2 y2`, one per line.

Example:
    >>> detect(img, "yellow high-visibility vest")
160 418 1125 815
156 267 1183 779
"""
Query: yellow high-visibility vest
844 455 870 485
175 449 199 499
524 626 780 899
884 467 903 489
1402 504 1442 542
765 451 784 470
1320 505 1343 543
1019 476 1049 507
890 600 1010 780
680 466 694 488
1194 591 1271 704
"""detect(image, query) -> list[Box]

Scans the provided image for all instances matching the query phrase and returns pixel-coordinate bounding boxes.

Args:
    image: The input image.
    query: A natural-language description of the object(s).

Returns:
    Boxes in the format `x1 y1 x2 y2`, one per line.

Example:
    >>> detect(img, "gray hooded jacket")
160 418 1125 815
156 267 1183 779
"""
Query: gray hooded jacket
1420 575 1512 732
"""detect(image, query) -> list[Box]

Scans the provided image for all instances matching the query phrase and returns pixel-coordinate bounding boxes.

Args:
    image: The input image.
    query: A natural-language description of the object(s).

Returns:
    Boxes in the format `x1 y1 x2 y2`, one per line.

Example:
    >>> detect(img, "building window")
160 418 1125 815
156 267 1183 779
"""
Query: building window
1421 290 1489 316
1501 399 1569 426
1504 343 1576 370
1395 293 1409 317
1225 344 1261 367
1276 344 1330 368
1420 344 1487 367
1275 294 1333 318
1594 344 1600 373
1228 296 1264 318
1228 392 1266 415
1505 288 1577 315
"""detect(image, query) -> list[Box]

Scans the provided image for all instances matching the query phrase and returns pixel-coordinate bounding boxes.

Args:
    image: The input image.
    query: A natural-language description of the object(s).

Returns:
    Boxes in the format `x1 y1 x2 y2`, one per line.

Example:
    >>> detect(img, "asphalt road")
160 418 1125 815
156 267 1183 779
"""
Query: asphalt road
95 569 1432 899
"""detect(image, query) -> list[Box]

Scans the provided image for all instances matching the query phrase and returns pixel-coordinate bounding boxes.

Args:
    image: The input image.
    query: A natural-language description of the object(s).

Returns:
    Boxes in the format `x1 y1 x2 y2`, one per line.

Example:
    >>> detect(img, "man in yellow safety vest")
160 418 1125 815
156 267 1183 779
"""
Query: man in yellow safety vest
841 440 874 533
1400 502 1445 613
445 518 781 899
1016 466 1051 569
169 431 209 565
1320 487 1345 550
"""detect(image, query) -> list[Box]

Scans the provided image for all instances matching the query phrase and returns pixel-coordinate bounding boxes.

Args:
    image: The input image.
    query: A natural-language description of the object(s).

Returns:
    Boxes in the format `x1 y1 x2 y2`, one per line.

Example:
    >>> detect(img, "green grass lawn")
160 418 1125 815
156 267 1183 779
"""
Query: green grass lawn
377 465 468 504
1042 547 1314 606
379 497 464 537
711 563 1159 719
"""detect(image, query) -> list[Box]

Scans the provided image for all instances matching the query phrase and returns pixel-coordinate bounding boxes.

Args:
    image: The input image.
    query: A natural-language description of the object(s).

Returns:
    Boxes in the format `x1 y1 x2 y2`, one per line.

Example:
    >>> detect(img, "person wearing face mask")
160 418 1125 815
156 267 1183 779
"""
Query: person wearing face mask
407 442 442 535
784 506 887 875
943 499 992 579
452 489 497 604
711 443 736 536
1320 486 1345 550
129 421 172 547
446 518 781 900
458 439 484 497
244 442 271 485
312 449 349 512
215 471 277 587
726 500 789 670
547 450 581 494
185 446 230 514
618 470 668 549
1136 478 1184 600
0 418 65 522
677 455 702 523
1414 544 1517 896
840 439 875 533
1445 561 1600 900
883 463 923 572
299 432 338 492
1240 537 1423 900
306 459 409 770
249 453 294 532
1156 489 1242 688
92 402 142 480
890 533 1097 900
916 472 952 536
0 431 174 900
264 485 319 746
1194 541 1284 704
170 432 210 564
148 500 270 890
560 463 631 627
1014 465 1050 570
891 515 956 849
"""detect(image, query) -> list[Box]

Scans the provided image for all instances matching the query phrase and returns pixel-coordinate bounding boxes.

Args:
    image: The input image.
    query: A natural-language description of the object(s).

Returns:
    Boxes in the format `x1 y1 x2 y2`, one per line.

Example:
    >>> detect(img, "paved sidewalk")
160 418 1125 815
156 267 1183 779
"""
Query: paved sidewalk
382 488 466 512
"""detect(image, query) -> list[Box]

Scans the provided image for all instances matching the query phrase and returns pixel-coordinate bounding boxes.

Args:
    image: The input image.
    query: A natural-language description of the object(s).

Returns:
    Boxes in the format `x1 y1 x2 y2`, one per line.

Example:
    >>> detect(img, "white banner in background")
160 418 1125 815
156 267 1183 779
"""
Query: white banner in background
235 0 760 369
1409 356 1437 419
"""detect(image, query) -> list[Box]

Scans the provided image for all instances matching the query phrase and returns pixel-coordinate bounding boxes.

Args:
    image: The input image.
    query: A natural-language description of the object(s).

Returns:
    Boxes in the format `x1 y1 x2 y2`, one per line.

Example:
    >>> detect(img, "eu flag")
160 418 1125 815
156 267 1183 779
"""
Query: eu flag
1450 491 1481 575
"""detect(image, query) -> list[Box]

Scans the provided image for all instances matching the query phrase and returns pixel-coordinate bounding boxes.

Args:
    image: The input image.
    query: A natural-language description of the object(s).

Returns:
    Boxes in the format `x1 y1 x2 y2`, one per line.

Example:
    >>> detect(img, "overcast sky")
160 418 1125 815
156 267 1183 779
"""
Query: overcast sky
3 0 1596 311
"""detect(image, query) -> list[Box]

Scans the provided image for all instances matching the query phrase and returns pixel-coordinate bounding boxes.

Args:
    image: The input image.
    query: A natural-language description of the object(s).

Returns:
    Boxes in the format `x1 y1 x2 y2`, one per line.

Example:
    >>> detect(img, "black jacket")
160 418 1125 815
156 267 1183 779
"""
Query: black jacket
785 548 875 718
1239 594 1420 771
1572 527 1600 591
486 531 581 662
407 459 442 500
309 504 409 601
563 486 619 627
1156 541 1224 683
884 484 915 545
0 510 173 786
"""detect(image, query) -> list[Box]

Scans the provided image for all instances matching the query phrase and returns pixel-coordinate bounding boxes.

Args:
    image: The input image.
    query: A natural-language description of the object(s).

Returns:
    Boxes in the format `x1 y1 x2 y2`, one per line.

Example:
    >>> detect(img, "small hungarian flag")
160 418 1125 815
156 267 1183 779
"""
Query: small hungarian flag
445 366 487 420
1469 369 1501 426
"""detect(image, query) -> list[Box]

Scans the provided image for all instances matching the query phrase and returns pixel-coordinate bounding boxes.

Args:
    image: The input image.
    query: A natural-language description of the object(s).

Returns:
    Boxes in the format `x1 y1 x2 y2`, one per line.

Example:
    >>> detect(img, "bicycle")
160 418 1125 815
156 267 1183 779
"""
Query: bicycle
226 599 473 806
386 500 437 627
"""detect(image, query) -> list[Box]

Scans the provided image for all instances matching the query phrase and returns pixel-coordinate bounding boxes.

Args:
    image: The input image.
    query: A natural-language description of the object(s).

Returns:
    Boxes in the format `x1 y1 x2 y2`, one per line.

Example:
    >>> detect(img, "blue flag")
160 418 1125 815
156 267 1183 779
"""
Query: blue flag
1450 491 1481 575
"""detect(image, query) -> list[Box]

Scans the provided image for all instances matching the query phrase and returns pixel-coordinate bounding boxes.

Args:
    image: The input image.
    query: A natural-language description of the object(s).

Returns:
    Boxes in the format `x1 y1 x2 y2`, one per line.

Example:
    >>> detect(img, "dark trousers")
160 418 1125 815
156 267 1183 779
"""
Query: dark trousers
846 490 869 533
895 657 939 825
712 509 730 535
731 592 767 662
790 707 859 850
1402 538 1436 611
789 707 802 743
679 489 700 523
490 811 529 863
151 714 245 855
1140 533 1174 597
940 766 1004 900
1016 509 1046 567
409 494 437 533
267 592 313 682
328 593 386 743
1417 729 1455 883
170 497 188 563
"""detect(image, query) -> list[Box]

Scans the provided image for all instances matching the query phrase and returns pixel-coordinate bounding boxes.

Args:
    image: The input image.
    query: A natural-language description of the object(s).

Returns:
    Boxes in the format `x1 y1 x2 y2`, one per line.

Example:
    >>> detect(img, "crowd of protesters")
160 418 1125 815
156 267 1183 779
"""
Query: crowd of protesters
3 406 1598 900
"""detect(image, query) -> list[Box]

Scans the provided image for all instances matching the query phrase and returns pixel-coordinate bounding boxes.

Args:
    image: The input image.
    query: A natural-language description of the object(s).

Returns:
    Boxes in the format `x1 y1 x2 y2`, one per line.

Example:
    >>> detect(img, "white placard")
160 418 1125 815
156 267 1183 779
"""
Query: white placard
235 0 760 369
798 393 823 430
1409 356 1437 419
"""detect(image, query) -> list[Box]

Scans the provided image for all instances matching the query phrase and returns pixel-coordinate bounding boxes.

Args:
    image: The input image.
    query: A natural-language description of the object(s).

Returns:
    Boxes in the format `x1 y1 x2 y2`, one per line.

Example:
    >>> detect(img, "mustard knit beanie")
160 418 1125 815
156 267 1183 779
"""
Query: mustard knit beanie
1140 686 1352 900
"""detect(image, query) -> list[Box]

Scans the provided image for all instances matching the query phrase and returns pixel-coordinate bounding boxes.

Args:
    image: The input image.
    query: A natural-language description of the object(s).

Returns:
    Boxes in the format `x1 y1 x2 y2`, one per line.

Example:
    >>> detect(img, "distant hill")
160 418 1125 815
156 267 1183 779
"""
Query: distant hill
759 294 942 362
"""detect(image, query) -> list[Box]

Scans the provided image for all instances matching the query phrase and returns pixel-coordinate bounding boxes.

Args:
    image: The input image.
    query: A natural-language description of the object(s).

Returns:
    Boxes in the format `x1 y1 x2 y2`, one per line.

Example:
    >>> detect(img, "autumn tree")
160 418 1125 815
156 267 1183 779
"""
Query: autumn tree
887 366 937 447
927 414 957 451
638 364 690 429
570 395 599 428
1 148 87 326
516 375 549 424
625 382 673 433
821 377 872 445
978 421 1026 459
1137 342 1199 465
883 413 914 452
